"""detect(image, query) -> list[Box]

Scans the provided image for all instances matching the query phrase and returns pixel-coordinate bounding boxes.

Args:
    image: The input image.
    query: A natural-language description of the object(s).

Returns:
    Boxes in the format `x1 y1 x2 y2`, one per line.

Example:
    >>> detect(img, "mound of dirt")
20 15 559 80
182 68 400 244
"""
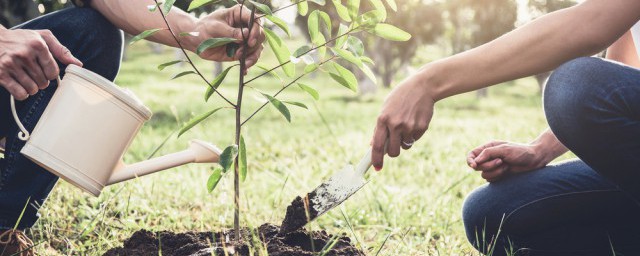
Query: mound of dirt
103 223 364 256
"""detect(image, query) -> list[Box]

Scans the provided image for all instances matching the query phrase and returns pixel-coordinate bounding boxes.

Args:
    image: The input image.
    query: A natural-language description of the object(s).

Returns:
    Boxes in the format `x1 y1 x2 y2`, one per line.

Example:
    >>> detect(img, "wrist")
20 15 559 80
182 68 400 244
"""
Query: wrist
417 62 450 102
530 141 553 167
173 14 199 52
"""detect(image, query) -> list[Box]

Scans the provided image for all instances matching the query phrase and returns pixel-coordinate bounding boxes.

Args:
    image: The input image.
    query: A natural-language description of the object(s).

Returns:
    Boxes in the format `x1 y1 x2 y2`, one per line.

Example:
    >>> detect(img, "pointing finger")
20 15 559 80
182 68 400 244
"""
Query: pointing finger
371 120 388 171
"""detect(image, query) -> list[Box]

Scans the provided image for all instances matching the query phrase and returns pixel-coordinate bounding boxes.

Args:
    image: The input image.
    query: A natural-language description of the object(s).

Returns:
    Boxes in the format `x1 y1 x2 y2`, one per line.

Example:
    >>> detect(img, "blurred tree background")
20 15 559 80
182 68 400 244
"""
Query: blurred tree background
1 0 577 96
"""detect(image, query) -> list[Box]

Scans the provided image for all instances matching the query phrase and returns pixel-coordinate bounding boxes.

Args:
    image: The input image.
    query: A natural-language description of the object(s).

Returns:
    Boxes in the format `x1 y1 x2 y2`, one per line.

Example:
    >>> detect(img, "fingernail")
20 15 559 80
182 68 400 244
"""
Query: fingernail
374 165 382 171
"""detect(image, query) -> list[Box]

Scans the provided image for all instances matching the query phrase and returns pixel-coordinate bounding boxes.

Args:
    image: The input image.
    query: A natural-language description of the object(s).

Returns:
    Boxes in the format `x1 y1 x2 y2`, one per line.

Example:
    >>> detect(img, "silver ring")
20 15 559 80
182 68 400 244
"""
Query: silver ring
401 138 415 147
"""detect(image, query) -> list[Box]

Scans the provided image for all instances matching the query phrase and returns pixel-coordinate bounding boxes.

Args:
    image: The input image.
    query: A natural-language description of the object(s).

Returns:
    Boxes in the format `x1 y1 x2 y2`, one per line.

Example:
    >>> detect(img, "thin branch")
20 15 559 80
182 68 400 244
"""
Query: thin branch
244 27 357 85
152 0 235 107
241 56 336 126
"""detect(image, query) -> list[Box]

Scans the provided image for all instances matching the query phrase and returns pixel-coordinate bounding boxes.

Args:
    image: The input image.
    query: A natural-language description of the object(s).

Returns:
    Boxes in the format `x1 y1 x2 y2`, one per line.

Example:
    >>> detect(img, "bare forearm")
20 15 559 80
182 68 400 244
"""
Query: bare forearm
91 0 199 51
606 30 640 67
422 0 640 101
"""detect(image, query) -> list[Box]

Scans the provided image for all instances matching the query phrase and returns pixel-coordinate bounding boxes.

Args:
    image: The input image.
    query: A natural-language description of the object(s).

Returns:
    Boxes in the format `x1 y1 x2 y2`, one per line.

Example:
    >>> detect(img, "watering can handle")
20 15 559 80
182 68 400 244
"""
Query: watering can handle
10 76 62 141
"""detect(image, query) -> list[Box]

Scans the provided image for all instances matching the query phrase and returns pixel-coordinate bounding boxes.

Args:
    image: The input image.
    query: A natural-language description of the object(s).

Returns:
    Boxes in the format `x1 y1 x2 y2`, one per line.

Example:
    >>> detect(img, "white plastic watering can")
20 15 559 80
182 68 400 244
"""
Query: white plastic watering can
9 64 222 196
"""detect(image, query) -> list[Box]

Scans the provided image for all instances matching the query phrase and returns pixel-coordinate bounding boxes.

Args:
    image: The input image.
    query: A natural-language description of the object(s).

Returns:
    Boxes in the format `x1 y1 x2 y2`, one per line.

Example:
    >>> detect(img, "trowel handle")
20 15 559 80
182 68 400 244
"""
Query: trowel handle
355 139 389 176
355 148 373 176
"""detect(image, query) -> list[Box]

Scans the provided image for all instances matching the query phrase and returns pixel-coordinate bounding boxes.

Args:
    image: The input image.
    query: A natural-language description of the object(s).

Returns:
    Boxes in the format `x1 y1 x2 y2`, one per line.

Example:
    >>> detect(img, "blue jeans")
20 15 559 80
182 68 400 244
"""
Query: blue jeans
0 8 122 229
463 57 640 255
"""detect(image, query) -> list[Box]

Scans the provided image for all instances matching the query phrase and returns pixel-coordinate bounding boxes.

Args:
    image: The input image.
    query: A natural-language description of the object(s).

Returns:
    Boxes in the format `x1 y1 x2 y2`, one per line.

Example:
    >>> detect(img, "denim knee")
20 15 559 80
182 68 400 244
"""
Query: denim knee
462 185 503 251
57 8 123 80
543 57 606 145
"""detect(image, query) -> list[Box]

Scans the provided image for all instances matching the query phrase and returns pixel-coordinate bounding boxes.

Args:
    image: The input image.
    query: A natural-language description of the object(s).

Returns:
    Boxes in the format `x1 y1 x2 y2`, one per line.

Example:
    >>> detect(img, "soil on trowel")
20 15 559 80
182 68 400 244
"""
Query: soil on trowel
280 192 319 234
103 223 364 256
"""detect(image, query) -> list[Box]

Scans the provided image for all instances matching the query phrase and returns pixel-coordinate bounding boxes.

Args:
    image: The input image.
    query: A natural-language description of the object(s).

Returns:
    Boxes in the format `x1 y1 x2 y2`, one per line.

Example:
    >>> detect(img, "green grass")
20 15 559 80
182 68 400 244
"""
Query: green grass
26 42 571 255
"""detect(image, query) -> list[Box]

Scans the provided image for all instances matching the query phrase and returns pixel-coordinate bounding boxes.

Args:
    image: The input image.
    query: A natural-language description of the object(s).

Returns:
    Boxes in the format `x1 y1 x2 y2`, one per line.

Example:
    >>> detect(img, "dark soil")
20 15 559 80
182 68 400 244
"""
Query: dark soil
280 192 319 234
103 223 365 256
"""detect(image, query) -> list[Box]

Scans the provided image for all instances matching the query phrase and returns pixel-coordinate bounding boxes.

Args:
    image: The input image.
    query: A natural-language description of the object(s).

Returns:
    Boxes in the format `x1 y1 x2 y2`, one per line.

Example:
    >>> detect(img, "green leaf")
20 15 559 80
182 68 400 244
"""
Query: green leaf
226 43 239 58
356 10 385 29
332 48 362 67
297 0 308 16
147 3 159 12
296 83 320 100
318 11 332 37
334 24 349 49
179 31 200 37
178 108 223 137
347 0 360 20
304 63 319 73
330 62 358 92
130 28 164 45
256 62 282 81
196 38 238 55
367 0 387 20
385 0 397 11
239 135 247 182
284 101 308 109
188 0 221 11
360 56 375 65
266 15 290 37
308 0 326 5
157 60 183 71
171 71 196 80
163 0 176 14
205 65 235 101
360 64 377 84
249 0 272 15
312 33 326 60
308 11 320 42
332 0 352 22
346 36 365 56
207 167 223 193
219 145 239 172
262 93 291 122
264 28 294 77
369 23 411 41
293 45 312 58
298 83 319 100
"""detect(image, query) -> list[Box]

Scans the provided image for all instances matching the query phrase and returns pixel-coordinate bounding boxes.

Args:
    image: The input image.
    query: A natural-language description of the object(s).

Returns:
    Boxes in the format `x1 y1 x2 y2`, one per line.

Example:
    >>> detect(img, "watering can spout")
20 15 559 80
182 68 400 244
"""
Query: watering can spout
107 140 221 185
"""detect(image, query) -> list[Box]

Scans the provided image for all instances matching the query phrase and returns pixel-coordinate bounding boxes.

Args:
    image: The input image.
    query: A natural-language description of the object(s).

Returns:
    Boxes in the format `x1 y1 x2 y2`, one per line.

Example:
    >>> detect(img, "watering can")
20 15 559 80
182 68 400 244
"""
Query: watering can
9 64 222 196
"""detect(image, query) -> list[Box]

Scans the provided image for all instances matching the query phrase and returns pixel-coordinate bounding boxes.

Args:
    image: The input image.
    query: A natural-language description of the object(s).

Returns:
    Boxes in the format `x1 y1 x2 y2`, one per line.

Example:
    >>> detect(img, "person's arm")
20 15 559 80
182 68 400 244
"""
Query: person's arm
606 30 640 67
466 130 568 182
90 0 265 69
427 0 640 100
371 0 640 169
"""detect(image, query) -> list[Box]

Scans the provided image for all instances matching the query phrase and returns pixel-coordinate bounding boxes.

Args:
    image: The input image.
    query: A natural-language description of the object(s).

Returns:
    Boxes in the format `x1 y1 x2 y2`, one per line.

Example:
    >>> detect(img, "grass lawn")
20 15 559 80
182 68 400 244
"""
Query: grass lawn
25 43 573 255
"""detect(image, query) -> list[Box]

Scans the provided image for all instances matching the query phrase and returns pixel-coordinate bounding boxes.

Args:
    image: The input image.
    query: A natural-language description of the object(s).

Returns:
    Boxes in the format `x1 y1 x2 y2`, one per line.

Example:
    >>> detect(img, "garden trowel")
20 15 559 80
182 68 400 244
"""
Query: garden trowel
280 147 374 234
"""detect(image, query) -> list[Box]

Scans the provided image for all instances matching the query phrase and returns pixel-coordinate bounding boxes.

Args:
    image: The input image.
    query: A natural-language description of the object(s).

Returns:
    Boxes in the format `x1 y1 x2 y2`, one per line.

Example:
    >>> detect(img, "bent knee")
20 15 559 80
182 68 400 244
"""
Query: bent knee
543 57 609 139
462 185 505 249
66 8 120 35
543 57 603 111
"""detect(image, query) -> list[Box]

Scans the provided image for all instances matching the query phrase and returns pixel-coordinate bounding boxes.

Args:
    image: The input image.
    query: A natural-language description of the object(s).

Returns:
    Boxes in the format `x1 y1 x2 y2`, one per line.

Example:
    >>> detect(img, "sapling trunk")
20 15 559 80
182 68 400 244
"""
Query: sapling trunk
233 3 256 241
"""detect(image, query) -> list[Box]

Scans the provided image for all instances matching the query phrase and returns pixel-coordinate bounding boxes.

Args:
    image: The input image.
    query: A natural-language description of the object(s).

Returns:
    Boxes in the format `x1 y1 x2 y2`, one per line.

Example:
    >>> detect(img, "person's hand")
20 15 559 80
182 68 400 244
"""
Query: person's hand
0 29 82 100
466 141 549 182
192 4 265 73
371 71 435 171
